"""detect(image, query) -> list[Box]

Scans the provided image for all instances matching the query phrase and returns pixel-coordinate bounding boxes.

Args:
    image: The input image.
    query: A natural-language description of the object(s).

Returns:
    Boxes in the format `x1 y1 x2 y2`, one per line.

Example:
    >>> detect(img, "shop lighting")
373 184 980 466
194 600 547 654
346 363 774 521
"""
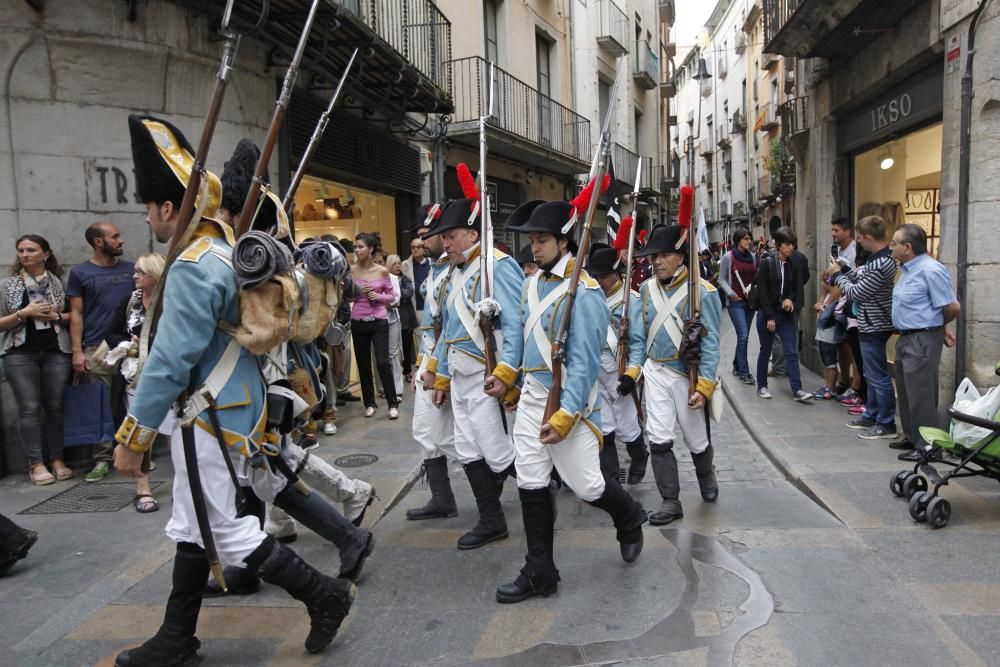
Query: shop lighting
879 150 894 170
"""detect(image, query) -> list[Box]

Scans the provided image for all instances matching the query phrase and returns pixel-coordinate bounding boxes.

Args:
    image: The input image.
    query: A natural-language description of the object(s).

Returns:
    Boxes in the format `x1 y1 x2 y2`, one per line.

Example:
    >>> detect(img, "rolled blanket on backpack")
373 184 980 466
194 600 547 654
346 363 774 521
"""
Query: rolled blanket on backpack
295 241 347 281
234 230 294 291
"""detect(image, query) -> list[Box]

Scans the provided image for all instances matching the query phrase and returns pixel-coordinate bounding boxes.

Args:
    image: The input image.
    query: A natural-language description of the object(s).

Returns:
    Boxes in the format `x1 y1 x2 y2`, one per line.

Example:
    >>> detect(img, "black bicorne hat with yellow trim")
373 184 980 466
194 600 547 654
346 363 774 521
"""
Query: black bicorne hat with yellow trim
636 224 687 258
587 241 620 277
128 115 221 218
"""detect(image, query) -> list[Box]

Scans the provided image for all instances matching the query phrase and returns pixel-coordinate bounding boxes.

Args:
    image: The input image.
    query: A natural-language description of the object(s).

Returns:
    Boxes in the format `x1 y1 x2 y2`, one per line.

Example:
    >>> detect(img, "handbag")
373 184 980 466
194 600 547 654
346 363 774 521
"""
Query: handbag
63 373 115 447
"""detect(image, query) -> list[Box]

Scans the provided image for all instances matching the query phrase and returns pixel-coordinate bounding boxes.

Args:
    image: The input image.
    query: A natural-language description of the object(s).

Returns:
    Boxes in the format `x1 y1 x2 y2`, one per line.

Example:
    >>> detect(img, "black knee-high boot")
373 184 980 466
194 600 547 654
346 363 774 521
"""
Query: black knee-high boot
244 536 355 654
496 487 560 603
648 441 683 525
691 444 719 501
458 459 509 550
204 488 266 598
599 432 621 482
586 481 647 563
406 456 458 520
625 434 649 484
115 543 208 667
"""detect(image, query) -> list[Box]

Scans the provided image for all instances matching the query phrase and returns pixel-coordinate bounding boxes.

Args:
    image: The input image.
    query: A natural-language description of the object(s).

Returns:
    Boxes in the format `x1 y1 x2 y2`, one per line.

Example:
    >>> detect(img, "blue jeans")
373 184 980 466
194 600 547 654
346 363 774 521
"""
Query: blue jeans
859 331 895 426
756 311 802 393
3 349 72 466
727 301 753 376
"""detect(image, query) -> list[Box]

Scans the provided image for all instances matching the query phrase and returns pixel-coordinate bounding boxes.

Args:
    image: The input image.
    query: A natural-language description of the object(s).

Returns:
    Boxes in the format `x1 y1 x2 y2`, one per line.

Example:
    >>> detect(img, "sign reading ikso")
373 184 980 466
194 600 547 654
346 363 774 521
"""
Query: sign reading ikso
837 67 944 155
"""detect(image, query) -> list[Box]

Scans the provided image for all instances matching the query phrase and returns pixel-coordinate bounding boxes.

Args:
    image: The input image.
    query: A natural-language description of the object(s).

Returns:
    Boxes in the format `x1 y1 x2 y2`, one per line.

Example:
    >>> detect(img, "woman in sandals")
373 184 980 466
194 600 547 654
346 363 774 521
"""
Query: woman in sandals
107 253 165 512
0 235 74 485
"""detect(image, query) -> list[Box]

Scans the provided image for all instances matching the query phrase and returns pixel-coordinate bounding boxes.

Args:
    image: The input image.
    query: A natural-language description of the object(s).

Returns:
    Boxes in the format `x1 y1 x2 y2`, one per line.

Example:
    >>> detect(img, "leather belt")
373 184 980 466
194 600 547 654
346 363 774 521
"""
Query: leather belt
897 326 942 336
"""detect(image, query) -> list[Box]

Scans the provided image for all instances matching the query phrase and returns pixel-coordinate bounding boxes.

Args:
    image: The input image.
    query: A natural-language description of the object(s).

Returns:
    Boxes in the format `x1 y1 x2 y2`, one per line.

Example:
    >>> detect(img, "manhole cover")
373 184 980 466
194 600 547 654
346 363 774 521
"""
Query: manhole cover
19 481 164 515
333 454 378 468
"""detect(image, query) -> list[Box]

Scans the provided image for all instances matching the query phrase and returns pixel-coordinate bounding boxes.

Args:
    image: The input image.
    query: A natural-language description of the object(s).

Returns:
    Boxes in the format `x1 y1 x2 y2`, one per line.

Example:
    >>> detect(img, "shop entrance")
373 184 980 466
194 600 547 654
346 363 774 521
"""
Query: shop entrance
289 176 398 254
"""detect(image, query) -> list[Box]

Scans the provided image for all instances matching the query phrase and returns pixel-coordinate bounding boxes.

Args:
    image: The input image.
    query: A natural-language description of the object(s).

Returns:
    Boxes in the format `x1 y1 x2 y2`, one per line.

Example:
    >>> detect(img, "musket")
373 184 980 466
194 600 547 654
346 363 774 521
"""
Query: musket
236 0 323 238
478 61 499 380
686 203 701 395
282 48 359 214
617 159 643 421
543 58 626 425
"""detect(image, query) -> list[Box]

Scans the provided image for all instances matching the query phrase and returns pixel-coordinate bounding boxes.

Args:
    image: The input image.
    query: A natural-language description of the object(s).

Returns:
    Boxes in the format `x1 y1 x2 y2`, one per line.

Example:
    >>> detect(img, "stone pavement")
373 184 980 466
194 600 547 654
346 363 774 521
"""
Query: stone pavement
3 326 1000 666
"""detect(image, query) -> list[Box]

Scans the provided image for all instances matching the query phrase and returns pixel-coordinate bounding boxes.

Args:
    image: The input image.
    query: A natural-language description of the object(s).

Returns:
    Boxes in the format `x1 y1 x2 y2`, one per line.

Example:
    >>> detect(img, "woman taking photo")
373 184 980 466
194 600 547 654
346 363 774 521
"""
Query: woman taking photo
718 227 757 385
0 235 73 485
108 253 165 512
350 233 400 419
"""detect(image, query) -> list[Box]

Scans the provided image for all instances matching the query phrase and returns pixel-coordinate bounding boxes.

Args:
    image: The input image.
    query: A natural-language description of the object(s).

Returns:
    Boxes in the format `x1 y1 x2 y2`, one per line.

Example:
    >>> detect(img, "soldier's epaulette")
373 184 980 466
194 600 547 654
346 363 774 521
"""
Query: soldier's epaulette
700 278 718 293
178 236 214 263
578 270 600 290
493 247 511 261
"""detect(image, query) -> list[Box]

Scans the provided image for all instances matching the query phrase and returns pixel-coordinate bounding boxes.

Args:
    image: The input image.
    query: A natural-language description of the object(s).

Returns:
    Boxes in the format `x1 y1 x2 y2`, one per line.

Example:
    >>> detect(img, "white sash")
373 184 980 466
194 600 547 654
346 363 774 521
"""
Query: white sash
446 261 486 352
646 282 688 353
427 264 450 320
605 289 624 356
525 273 599 417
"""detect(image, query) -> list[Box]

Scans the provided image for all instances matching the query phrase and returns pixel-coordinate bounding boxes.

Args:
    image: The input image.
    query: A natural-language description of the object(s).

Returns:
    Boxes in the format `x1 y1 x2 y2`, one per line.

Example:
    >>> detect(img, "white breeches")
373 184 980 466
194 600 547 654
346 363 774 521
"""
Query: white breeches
642 360 710 454
513 375 606 502
414 348 457 460
448 349 514 473
165 425 267 567
597 365 642 441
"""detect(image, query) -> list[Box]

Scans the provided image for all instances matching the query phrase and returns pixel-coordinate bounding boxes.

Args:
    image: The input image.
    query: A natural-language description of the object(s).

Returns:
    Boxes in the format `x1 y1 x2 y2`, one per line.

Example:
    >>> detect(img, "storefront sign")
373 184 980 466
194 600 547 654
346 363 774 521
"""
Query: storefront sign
837 67 943 154
941 0 978 32
946 34 962 74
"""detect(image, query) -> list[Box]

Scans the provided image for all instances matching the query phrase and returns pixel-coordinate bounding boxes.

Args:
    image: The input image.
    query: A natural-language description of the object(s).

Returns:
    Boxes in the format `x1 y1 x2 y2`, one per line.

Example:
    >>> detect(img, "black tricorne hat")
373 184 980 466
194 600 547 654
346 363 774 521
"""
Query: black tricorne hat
220 138 269 215
406 203 444 235
421 198 481 239
636 224 688 258
128 114 221 216
587 241 620 277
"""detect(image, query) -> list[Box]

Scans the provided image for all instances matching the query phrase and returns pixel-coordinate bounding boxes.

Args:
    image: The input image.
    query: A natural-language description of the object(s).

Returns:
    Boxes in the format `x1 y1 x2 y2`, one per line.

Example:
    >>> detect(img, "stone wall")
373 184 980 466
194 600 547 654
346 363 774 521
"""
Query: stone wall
0 0 281 475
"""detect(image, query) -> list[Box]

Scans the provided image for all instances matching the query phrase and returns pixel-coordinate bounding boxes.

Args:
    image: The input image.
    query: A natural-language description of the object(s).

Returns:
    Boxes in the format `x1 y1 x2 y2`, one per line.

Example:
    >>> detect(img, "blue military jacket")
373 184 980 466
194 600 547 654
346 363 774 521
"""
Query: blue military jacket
517 253 609 439
634 267 721 398
116 220 268 457
415 254 452 361
602 281 645 380
428 246 524 389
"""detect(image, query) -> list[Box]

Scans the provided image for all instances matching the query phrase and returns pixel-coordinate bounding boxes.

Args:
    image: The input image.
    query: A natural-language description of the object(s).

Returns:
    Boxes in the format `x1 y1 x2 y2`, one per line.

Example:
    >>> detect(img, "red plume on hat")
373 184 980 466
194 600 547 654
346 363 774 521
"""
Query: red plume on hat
562 174 611 234
613 215 633 251
677 184 694 230
638 229 648 246
457 163 479 201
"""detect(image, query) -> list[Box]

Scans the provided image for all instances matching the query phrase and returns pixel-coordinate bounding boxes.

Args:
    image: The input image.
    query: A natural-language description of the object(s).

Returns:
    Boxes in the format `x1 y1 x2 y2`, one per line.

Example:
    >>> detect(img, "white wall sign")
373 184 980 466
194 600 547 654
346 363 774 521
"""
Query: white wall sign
941 0 978 32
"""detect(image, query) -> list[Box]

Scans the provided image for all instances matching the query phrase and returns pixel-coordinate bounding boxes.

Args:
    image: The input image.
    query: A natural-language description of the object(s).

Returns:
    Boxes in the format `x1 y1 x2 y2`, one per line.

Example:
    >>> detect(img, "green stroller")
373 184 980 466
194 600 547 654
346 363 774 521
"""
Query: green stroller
890 370 1000 528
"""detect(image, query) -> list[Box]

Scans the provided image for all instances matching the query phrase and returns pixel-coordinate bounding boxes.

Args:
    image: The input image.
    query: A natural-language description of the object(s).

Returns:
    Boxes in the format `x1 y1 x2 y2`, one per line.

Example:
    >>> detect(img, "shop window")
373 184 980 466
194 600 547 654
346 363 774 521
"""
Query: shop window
291 175 398 257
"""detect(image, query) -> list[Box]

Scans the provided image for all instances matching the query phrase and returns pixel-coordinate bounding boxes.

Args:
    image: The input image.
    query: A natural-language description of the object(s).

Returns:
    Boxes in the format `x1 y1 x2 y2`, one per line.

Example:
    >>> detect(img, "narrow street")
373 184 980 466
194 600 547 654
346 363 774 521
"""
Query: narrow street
3 320 998 666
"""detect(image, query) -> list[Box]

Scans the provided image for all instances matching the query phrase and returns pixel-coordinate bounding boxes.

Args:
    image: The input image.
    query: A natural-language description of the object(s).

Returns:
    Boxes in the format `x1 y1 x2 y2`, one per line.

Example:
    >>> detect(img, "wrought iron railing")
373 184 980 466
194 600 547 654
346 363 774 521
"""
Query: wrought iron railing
342 0 452 93
447 56 591 163
597 0 630 53
763 0 802 50
634 39 659 83
778 96 808 135
612 143 655 190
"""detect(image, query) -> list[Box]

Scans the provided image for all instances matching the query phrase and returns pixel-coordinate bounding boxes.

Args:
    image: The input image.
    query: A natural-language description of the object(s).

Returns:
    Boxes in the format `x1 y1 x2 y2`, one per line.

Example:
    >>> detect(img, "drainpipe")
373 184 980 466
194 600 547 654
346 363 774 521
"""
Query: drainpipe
955 0 991 387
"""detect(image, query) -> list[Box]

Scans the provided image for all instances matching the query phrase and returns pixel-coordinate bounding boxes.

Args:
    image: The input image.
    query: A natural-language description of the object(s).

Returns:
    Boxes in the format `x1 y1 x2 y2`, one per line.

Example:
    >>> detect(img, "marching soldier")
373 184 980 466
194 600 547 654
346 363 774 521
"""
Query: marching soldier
112 116 353 665
633 224 722 526
495 200 646 604
586 243 649 485
405 204 460 521
420 177 525 550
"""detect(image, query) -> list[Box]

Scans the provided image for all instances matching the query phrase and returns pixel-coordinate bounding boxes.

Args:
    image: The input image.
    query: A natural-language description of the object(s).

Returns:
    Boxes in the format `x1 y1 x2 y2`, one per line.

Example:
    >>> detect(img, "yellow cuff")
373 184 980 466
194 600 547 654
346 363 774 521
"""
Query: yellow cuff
696 376 716 400
432 374 451 392
426 357 439 374
547 408 578 440
491 362 518 388
624 365 642 382
416 353 424 367
502 386 521 404
115 414 159 453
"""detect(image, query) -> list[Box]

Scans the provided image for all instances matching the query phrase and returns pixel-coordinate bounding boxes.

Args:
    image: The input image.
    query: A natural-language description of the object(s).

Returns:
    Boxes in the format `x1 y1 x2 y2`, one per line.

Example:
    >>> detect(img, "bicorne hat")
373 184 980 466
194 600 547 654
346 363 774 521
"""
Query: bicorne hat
636 224 688 258
587 241 620 277
406 203 444 235
422 164 482 239
128 115 221 218
515 243 535 267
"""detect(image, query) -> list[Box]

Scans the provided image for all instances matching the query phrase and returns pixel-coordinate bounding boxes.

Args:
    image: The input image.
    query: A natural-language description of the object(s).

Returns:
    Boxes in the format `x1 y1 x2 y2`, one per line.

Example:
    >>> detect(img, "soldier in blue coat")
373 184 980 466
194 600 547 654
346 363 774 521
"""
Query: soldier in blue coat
494 200 646 604
420 184 525 551
112 116 353 666
587 242 649 484
632 224 722 526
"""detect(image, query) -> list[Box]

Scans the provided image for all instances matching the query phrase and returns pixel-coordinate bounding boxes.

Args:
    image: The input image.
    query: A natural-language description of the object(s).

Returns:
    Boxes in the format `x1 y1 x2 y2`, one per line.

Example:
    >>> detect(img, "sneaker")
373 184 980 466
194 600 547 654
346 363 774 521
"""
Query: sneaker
840 395 865 408
792 390 814 403
323 422 338 436
858 423 897 440
364 406 376 418
836 387 858 402
812 386 834 400
84 461 111 483
847 417 876 430
847 405 866 416
739 373 755 385
388 407 399 420
757 387 772 399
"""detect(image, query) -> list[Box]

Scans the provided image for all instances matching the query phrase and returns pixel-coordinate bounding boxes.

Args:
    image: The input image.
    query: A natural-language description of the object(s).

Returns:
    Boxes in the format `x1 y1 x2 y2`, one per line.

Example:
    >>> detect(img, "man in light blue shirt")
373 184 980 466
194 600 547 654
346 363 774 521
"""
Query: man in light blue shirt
890 223 960 460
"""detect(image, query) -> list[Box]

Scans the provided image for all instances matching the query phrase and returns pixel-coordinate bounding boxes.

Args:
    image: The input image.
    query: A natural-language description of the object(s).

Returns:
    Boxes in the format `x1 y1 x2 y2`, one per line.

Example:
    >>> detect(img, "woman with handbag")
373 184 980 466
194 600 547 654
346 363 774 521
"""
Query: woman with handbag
718 228 757 386
107 253 165 512
0 235 73 485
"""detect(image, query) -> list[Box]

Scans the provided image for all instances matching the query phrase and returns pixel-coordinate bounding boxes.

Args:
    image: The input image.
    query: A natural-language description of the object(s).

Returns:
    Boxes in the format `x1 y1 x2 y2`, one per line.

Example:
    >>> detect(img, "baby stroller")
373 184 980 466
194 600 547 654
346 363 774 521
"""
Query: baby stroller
890 365 1000 529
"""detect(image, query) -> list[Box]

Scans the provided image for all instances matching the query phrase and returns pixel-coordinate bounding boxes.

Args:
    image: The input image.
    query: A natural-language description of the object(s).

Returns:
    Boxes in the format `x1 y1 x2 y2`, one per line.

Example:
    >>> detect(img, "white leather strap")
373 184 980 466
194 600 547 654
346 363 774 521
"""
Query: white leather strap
605 289 625 357
446 261 485 352
646 282 687 353
179 337 242 424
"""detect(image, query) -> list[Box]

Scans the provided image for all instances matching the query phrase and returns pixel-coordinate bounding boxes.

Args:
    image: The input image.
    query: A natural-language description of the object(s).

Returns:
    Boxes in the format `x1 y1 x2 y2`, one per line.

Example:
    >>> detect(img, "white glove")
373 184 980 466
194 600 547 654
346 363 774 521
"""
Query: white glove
105 340 133 366
473 298 502 320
